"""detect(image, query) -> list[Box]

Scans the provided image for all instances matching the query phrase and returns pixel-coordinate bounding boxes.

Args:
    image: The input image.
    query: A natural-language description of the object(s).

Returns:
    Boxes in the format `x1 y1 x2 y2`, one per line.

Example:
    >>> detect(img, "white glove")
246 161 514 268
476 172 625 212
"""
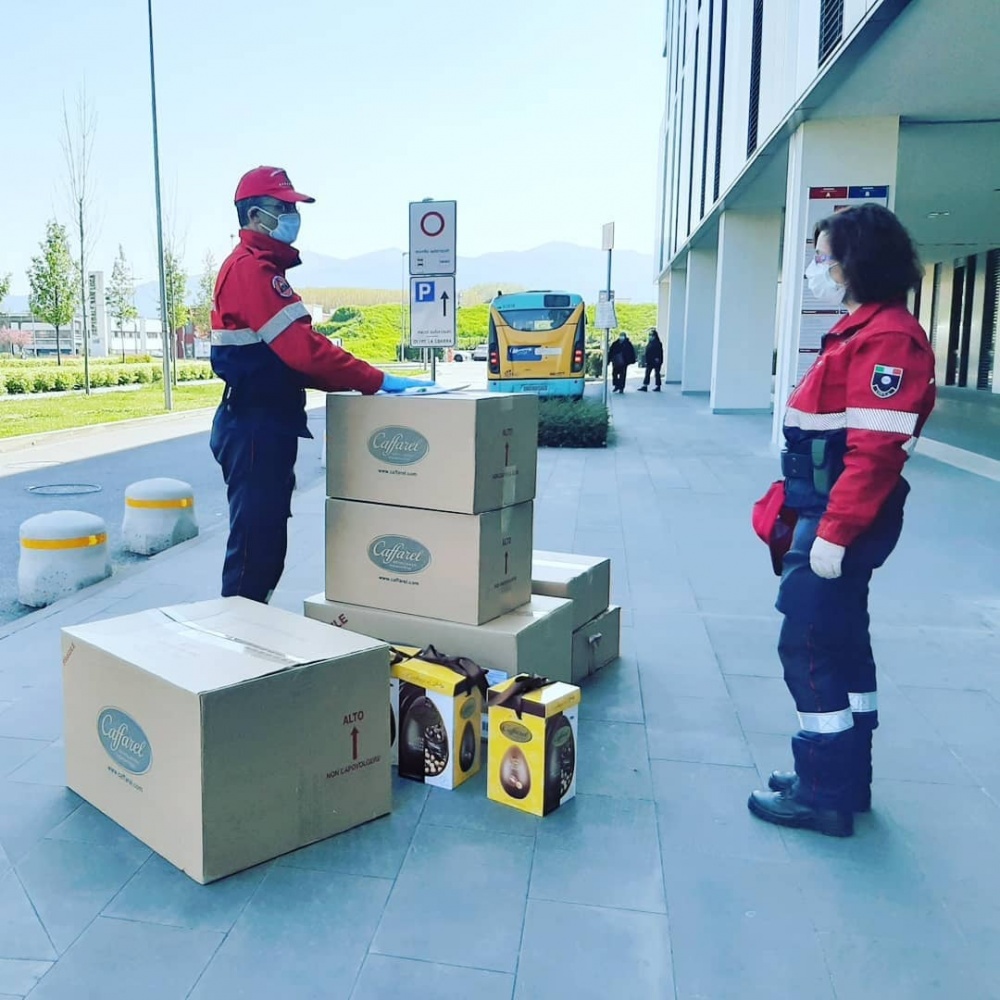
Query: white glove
810 537 845 580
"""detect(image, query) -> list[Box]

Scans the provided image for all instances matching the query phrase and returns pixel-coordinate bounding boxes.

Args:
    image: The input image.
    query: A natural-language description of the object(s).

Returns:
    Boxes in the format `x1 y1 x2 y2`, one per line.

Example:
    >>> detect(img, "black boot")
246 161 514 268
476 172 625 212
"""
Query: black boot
748 789 853 837
768 770 871 812
653 385 661 392
638 385 648 392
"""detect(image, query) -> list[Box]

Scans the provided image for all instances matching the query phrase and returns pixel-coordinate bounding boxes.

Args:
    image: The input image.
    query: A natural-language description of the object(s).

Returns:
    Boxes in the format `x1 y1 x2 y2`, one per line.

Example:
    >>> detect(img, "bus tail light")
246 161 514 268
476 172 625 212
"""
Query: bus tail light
488 316 501 374
571 316 586 373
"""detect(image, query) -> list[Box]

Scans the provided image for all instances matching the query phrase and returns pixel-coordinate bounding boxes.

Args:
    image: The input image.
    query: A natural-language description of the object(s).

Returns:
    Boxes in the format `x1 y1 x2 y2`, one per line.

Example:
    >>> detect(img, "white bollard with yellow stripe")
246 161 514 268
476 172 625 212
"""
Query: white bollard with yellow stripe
122 478 199 556
18 511 112 608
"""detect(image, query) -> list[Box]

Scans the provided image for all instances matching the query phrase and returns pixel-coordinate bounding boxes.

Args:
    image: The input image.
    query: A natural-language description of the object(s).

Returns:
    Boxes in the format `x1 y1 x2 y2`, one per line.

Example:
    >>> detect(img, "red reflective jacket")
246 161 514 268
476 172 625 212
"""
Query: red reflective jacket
210 230 384 398
783 300 936 547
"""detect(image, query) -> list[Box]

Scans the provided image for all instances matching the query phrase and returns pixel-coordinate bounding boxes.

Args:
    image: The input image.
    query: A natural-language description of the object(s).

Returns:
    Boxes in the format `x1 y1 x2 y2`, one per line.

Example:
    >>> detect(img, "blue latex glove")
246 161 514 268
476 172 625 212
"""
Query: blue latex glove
379 373 438 394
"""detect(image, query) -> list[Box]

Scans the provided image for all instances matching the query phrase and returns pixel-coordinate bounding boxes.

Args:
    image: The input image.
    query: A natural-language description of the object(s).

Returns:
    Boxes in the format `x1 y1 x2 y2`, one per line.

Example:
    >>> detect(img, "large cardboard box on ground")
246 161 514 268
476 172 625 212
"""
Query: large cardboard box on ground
390 646 485 790
572 605 622 682
326 391 538 513
532 551 612 631
325 499 533 625
61 597 391 885
304 593 574 684
487 676 581 817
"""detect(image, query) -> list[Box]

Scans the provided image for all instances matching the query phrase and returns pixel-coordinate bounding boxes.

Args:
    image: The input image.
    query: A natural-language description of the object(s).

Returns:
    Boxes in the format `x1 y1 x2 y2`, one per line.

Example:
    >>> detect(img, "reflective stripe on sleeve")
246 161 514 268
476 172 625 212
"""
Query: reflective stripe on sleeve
797 708 854 734
784 407 847 431
258 302 310 343
849 691 878 713
847 407 918 435
211 329 257 346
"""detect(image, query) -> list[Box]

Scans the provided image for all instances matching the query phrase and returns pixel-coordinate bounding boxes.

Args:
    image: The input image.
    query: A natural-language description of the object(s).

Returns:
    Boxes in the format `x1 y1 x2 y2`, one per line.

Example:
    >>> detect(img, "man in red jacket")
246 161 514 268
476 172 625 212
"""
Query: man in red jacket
210 166 432 603
748 204 936 837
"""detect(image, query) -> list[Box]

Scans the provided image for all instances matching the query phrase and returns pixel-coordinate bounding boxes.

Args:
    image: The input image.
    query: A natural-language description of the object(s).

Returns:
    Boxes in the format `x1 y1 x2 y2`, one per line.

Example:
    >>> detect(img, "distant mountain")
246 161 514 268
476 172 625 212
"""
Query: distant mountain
1 242 657 320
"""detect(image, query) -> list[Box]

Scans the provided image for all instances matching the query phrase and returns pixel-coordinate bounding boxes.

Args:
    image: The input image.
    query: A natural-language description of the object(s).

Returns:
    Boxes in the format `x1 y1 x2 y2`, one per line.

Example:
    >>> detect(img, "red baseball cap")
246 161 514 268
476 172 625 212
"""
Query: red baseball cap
234 166 315 204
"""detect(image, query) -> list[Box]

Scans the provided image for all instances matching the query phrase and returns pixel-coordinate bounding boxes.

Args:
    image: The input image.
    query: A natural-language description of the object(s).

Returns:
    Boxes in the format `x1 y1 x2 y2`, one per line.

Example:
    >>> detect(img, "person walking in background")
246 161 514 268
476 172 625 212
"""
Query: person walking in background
747 204 936 838
639 328 663 392
608 331 636 393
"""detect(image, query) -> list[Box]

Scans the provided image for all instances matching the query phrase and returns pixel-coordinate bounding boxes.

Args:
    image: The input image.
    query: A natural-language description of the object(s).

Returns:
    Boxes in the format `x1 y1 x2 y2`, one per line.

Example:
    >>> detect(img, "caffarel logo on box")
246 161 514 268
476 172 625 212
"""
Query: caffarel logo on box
97 708 152 774
368 535 431 574
367 427 429 466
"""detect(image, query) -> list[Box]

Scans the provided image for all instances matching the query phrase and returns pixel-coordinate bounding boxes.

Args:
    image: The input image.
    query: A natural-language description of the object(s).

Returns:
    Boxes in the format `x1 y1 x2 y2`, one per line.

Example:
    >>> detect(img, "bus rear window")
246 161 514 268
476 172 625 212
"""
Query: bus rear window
497 308 574 332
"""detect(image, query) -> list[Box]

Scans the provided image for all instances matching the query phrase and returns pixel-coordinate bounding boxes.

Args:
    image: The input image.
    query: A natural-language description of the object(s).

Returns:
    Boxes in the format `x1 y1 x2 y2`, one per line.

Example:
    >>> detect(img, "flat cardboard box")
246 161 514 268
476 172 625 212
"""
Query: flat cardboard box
325 499 533 625
390 646 484 790
326 391 538 513
305 593 573 684
487 676 581 817
532 551 612 630
572 606 622 682
61 597 391 884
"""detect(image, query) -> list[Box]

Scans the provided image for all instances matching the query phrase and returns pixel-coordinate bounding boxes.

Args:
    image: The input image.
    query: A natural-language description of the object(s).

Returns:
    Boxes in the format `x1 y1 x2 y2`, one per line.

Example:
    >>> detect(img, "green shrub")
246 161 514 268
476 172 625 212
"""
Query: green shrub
538 399 609 448
33 370 55 392
585 351 604 378
52 371 74 391
3 371 27 393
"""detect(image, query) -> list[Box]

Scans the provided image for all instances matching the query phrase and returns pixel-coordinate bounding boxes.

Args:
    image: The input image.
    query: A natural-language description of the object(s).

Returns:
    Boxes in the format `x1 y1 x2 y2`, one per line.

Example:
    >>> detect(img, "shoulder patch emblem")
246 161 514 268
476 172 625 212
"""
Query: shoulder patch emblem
871 365 903 398
272 275 294 298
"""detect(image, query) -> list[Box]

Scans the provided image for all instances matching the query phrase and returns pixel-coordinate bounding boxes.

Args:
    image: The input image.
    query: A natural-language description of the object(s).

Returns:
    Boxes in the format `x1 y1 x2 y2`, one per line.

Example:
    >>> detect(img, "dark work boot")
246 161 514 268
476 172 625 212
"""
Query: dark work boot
768 770 871 812
748 789 853 837
638 385 648 392
653 385 661 391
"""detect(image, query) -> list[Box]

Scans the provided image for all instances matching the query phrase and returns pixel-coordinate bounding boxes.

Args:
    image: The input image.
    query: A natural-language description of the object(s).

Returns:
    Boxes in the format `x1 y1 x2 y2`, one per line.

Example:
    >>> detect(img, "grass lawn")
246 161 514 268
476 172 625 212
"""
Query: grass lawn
0 383 225 440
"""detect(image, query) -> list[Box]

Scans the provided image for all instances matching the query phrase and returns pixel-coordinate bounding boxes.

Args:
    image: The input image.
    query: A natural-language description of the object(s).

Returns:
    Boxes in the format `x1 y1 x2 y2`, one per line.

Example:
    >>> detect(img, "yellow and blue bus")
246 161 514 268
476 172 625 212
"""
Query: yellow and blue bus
487 291 587 398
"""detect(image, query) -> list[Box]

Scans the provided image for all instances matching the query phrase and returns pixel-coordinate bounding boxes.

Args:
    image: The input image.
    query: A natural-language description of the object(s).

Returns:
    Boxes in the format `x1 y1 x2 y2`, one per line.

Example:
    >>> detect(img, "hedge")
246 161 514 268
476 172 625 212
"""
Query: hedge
0 360 215 395
538 399 609 448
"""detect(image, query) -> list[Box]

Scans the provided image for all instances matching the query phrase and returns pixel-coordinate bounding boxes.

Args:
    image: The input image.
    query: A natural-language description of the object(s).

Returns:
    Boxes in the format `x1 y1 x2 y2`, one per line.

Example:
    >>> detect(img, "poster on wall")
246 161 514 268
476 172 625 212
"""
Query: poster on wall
796 185 890 382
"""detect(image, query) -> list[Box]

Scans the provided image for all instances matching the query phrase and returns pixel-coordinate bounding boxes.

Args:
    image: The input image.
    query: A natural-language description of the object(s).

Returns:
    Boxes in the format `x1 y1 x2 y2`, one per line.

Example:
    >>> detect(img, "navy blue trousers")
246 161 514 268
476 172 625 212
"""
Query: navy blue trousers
775 482 907 809
210 406 298 603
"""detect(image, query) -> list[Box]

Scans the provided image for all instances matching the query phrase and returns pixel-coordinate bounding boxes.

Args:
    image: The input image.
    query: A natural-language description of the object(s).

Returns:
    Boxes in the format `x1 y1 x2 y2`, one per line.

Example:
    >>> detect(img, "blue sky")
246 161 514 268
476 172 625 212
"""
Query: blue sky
2 0 664 294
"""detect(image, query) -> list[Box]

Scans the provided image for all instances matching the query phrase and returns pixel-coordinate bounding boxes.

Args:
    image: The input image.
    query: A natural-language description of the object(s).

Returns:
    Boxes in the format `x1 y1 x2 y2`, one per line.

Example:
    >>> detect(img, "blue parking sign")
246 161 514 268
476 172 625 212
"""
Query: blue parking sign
414 281 436 303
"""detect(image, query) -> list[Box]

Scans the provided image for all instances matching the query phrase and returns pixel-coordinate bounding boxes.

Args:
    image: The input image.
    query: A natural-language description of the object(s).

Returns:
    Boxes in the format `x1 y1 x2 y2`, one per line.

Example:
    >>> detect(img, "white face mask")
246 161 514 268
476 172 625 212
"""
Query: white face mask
805 259 846 306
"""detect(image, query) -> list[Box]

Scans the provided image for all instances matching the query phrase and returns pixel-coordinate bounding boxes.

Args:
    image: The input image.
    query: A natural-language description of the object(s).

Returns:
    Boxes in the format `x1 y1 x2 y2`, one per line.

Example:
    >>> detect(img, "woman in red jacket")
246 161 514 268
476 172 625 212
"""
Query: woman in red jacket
749 204 936 838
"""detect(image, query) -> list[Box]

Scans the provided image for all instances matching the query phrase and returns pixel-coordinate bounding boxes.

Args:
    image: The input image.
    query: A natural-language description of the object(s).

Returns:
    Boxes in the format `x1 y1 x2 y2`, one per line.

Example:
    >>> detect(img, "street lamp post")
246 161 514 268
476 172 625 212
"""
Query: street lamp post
147 0 172 410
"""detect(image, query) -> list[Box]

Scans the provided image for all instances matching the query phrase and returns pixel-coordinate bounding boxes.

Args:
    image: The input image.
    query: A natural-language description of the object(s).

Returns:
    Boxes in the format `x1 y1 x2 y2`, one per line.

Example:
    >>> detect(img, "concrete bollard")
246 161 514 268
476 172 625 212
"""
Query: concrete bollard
122 478 198 556
18 510 112 608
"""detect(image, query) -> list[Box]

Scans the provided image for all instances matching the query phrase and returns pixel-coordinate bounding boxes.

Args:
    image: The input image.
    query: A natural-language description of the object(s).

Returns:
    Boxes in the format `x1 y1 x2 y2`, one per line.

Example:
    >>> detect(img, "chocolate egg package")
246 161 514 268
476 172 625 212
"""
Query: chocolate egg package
390 645 486 790
487 674 581 817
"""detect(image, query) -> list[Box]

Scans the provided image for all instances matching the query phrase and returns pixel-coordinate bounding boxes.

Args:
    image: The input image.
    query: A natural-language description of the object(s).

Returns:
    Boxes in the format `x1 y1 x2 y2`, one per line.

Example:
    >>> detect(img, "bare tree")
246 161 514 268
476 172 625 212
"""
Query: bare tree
61 87 98 393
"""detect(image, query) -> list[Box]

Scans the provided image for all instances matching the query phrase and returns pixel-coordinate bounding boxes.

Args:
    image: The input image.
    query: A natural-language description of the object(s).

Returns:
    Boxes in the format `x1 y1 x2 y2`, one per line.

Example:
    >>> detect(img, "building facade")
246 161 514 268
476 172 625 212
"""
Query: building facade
655 0 1000 451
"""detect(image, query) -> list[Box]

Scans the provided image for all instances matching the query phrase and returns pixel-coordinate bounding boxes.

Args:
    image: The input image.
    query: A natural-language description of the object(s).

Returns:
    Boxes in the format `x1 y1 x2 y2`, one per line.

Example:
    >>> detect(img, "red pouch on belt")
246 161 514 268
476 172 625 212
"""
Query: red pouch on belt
752 481 798 576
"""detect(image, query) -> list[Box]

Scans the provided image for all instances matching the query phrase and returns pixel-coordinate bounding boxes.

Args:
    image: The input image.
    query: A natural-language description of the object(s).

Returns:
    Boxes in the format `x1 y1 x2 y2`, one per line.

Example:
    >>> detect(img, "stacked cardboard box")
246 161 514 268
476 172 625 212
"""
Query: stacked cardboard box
531 551 620 683
309 391 581 782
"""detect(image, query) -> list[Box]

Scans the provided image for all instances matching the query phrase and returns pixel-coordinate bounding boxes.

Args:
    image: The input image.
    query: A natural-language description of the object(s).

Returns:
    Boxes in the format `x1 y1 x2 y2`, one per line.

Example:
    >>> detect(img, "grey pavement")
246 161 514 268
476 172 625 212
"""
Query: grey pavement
1 370 999 998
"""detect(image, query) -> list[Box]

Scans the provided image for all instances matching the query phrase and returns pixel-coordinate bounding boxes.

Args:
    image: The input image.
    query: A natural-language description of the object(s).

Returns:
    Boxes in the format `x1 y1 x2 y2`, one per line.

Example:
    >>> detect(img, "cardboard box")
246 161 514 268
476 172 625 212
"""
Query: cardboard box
326 391 538 513
61 597 391 884
325 499 533 625
390 646 485 790
572 606 622 683
532 551 612 631
487 676 581 817
305 593 573 684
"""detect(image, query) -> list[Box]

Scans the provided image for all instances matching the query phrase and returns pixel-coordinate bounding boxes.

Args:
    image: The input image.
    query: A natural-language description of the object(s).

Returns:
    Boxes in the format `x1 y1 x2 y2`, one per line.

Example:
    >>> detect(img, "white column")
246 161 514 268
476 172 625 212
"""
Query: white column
659 271 684 384
682 247 718 394
773 117 901 442
710 211 782 413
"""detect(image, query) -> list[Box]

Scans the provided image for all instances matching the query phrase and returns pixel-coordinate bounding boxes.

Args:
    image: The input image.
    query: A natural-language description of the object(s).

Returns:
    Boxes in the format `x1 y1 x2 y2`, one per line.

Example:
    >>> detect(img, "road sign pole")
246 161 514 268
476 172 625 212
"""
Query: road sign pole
603 248 613 407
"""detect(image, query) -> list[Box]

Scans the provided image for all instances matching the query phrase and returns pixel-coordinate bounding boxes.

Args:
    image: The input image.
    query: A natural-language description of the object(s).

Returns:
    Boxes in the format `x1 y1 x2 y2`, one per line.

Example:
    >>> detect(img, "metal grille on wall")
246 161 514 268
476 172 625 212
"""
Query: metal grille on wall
980 249 999 390
819 0 845 65
746 0 764 157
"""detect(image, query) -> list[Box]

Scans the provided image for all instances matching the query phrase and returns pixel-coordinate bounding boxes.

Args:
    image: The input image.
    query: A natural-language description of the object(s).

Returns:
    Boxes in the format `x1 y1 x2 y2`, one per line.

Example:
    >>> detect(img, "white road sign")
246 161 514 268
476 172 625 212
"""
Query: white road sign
409 200 457 275
410 276 457 347
595 289 618 329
